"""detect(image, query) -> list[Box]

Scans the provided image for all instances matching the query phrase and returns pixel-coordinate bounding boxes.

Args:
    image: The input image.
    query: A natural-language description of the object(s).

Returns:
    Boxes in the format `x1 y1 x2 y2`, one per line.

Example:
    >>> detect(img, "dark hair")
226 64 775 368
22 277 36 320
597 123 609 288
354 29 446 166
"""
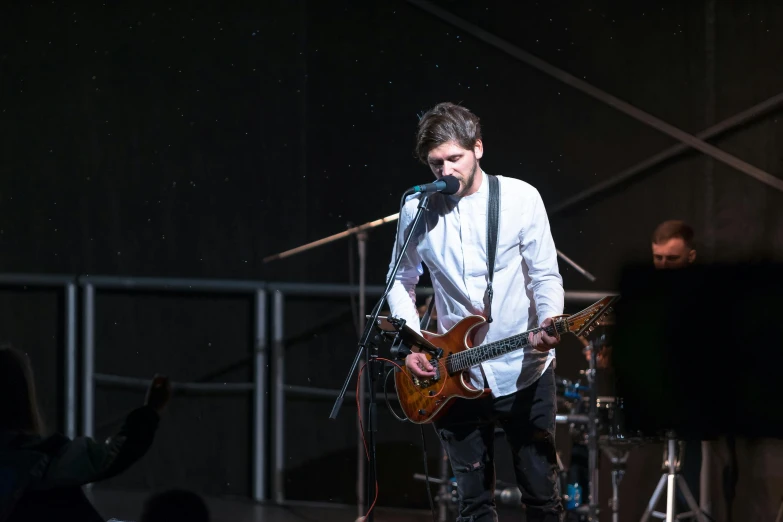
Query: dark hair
141 489 210 522
0 344 45 435
651 220 695 248
415 102 482 163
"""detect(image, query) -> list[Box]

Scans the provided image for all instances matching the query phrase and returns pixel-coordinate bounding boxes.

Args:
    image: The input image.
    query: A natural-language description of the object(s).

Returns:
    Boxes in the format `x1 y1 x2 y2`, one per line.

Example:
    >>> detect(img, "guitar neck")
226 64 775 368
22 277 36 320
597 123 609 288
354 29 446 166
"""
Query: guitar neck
446 322 564 374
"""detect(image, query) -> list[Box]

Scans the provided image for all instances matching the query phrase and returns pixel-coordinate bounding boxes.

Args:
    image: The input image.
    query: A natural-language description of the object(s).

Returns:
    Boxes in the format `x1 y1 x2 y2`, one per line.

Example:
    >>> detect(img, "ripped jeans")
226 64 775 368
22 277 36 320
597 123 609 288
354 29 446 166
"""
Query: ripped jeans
435 366 563 522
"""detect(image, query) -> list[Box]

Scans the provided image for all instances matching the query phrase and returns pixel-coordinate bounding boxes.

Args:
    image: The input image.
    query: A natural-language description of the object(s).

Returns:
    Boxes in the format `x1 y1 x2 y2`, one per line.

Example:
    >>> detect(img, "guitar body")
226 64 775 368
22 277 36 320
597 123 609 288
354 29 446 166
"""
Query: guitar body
394 315 490 424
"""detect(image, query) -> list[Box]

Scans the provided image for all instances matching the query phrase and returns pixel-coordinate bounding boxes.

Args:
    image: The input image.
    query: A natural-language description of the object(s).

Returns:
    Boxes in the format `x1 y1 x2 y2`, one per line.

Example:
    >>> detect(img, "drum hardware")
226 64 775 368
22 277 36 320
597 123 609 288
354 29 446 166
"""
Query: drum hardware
569 334 651 521
413 473 458 509
412 473 531 510
584 336 600 521
600 444 630 522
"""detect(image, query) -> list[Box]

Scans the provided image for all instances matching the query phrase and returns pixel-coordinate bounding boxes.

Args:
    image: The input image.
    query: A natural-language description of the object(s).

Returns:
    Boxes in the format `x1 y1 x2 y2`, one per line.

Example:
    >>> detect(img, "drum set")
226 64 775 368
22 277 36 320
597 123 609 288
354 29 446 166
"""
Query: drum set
556 326 710 522
554 329 652 522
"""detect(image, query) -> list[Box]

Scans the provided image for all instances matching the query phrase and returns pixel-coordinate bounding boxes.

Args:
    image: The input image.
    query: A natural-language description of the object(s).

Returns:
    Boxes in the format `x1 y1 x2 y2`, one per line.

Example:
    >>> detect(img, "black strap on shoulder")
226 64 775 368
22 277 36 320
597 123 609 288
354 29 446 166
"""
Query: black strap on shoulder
486 174 500 323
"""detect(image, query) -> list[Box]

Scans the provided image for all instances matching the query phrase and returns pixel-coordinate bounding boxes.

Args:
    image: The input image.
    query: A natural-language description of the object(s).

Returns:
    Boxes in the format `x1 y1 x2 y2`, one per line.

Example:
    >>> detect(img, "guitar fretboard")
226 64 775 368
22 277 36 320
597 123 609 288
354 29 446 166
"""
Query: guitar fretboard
445 323 563 374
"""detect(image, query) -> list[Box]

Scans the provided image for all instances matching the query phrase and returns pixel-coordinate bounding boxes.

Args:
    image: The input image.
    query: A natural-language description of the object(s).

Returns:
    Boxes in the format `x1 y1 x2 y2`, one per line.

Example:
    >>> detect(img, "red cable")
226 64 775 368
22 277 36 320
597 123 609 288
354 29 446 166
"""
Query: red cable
355 362 379 520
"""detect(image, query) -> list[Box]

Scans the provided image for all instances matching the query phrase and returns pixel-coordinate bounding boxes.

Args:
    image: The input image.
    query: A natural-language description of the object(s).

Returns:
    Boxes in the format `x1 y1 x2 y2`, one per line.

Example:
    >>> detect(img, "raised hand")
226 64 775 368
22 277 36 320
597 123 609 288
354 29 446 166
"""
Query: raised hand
144 374 171 414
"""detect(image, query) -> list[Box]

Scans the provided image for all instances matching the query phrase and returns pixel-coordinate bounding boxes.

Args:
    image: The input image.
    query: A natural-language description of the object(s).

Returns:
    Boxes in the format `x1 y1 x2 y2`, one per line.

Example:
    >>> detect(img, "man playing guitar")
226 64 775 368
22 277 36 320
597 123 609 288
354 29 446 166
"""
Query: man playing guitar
387 102 566 522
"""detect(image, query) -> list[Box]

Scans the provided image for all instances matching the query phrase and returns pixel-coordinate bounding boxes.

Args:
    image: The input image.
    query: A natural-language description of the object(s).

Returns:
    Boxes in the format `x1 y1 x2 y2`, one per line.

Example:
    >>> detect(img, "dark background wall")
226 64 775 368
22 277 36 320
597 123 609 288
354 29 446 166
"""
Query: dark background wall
1 0 782 519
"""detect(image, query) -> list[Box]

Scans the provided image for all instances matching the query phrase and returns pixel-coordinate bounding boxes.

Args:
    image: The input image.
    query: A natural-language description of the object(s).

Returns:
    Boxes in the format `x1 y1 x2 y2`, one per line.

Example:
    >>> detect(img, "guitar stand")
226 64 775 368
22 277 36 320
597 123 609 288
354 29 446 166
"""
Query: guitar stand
640 434 708 522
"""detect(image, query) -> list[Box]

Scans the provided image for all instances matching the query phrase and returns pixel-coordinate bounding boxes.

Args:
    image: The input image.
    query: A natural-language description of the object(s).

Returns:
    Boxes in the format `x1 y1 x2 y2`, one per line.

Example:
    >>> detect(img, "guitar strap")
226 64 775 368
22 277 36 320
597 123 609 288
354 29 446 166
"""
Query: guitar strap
486 174 500 323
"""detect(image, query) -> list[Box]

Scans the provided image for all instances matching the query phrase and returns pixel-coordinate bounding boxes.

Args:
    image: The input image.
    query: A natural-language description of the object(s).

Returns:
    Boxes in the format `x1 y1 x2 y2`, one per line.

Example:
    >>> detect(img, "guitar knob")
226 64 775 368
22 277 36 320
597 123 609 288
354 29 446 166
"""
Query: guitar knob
428 390 435 396
418 409 427 415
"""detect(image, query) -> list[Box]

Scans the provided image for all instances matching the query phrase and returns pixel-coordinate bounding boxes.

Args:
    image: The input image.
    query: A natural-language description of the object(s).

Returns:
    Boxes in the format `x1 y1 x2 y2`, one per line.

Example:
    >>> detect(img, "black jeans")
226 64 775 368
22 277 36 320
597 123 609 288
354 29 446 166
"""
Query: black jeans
435 366 563 522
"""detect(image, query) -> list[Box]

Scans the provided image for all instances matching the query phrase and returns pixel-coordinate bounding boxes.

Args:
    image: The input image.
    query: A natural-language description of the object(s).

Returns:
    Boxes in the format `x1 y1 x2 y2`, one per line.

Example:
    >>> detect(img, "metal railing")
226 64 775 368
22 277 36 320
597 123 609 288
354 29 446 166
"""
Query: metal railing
0 274 78 440
0 273 613 506
77 275 269 502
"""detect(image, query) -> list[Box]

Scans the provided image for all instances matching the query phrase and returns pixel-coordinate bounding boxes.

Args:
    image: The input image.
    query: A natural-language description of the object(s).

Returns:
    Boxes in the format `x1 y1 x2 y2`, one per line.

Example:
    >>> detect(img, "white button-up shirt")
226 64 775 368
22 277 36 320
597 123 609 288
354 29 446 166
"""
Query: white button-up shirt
386 171 564 397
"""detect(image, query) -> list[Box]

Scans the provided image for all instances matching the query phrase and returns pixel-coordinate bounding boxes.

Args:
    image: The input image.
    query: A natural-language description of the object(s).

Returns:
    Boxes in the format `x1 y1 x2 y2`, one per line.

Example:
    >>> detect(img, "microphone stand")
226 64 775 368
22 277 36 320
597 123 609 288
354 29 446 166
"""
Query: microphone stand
329 193 431 522
262 209 403 520
356 228 368 517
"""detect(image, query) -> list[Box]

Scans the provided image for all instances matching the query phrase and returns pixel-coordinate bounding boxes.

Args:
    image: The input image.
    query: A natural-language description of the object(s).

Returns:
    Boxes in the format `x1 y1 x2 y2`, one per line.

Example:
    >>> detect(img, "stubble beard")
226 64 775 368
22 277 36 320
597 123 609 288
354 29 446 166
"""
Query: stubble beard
458 159 479 197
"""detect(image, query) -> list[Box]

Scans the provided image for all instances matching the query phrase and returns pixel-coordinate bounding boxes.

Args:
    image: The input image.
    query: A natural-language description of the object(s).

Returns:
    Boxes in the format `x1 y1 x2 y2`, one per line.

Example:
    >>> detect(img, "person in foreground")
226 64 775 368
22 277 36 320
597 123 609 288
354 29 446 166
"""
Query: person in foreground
0 344 170 522
387 102 565 522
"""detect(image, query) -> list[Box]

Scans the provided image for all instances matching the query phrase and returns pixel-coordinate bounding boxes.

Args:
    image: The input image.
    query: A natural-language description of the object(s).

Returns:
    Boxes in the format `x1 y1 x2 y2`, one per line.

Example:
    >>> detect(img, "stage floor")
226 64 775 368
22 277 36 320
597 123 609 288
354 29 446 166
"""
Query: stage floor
89 489 437 522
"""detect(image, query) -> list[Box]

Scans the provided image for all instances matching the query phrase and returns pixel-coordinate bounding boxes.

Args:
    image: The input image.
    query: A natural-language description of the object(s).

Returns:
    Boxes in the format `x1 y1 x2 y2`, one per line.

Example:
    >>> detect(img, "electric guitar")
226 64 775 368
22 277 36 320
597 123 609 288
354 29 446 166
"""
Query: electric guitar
390 295 618 424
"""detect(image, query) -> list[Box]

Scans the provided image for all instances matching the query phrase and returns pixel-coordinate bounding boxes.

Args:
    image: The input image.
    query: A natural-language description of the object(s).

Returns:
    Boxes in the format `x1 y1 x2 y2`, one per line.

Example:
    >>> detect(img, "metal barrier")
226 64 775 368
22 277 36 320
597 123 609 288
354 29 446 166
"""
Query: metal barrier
74 276 437 504
77 275 269 502
0 274 78 440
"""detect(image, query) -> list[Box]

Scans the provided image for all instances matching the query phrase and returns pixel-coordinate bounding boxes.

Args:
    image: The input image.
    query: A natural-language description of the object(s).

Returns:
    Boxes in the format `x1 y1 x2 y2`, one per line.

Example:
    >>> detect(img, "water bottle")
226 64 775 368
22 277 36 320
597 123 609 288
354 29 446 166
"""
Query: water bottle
565 482 582 510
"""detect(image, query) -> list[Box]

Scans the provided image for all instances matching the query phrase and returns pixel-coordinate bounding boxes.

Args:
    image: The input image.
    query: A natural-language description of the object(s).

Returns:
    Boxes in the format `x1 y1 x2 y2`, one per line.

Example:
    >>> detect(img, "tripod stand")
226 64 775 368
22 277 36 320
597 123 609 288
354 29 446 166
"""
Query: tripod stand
640 433 708 522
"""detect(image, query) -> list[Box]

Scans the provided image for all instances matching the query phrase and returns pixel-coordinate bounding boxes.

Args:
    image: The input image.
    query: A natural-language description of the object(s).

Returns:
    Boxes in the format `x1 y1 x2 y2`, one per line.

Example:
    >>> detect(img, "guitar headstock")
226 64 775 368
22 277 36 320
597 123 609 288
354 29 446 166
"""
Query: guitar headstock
566 295 619 338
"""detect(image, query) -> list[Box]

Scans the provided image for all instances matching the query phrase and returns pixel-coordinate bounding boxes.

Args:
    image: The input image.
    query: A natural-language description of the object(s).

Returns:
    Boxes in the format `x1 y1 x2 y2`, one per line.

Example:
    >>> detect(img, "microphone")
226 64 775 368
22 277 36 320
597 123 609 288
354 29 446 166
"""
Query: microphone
409 175 460 195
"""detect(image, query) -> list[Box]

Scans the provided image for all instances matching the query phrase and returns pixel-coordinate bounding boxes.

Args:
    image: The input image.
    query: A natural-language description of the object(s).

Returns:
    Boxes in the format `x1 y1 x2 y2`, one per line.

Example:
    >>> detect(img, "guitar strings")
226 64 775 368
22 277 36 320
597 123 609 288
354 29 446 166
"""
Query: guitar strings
448 327 540 372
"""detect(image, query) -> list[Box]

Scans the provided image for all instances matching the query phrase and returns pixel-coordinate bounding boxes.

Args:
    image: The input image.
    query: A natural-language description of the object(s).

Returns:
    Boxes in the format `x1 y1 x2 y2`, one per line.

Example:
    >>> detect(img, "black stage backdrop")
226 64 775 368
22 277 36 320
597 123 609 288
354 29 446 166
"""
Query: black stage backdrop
1 1 782 520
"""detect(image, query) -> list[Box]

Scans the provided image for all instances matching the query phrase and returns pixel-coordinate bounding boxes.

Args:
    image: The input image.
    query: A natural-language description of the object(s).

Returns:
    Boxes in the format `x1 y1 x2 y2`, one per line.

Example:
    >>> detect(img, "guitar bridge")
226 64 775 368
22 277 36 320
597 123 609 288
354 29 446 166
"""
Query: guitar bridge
412 376 434 388
412 361 440 388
